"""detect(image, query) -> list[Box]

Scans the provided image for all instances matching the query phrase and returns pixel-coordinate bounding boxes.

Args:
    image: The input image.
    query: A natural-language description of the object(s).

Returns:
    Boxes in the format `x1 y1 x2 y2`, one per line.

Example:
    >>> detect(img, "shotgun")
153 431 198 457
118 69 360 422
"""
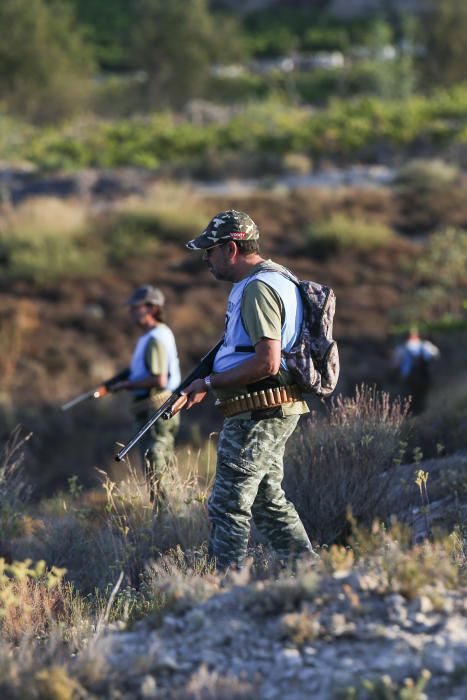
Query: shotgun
61 368 130 411
115 339 223 462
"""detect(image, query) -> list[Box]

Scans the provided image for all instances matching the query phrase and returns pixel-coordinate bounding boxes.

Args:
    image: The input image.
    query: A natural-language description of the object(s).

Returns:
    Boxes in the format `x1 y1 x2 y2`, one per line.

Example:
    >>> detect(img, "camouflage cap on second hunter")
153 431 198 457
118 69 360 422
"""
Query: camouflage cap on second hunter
186 210 259 250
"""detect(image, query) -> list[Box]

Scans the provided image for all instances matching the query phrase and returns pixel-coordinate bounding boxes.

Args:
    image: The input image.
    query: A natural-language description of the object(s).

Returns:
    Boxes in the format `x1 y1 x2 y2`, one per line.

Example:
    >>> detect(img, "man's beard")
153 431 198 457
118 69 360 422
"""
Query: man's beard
208 265 232 282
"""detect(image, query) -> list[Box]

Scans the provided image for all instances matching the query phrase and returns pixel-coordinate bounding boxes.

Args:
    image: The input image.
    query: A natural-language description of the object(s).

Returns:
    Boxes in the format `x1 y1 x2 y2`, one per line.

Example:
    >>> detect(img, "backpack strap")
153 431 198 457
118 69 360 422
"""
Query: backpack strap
252 262 299 286
240 263 303 364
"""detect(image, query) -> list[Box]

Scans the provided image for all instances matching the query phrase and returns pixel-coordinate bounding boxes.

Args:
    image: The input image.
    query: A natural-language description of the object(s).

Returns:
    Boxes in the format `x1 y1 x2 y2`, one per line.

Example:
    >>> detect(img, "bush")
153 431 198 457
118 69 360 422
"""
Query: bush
345 57 417 101
0 559 66 643
302 26 349 53
0 198 103 283
417 0 467 88
397 227 467 325
106 183 210 264
0 428 30 559
0 0 95 123
9 84 467 170
129 0 243 110
394 160 465 233
304 215 394 257
285 386 410 544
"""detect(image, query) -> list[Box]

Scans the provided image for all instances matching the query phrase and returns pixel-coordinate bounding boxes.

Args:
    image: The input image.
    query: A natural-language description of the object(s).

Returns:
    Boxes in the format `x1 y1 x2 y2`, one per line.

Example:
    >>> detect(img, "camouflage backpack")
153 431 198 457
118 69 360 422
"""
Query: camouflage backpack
259 264 340 396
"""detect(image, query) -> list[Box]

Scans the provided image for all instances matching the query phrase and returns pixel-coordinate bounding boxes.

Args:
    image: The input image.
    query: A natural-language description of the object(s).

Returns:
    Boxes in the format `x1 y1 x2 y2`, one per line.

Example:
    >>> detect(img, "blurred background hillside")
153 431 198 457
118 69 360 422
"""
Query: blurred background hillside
0 0 466 493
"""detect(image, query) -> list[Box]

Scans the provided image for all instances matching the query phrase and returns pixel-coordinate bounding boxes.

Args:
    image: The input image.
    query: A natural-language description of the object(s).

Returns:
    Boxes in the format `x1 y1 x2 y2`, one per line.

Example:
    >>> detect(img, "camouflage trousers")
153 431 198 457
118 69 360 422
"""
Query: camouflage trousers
208 415 312 570
135 410 180 506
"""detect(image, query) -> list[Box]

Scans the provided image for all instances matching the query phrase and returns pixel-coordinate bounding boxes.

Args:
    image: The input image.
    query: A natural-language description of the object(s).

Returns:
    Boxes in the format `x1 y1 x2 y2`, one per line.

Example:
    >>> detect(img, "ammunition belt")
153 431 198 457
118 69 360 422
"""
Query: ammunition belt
216 385 302 418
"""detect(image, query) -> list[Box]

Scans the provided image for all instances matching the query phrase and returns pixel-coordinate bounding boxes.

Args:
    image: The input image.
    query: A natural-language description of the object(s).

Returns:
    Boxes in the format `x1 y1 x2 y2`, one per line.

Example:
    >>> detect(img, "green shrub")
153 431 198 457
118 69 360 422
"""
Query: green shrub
106 183 210 265
105 213 161 265
302 26 349 53
304 215 394 257
397 228 467 325
0 428 30 559
0 0 95 124
208 73 271 103
346 57 417 101
394 160 464 232
0 198 103 283
6 84 467 171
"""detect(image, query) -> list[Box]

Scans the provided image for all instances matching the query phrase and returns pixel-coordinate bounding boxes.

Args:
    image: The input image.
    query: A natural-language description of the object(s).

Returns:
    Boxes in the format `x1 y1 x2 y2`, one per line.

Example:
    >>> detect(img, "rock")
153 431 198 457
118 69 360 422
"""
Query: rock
387 594 409 625
275 648 302 666
423 647 456 674
330 613 348 636
153 653 179 672
410 595 435 615
185 609 205 632
140 675 157 698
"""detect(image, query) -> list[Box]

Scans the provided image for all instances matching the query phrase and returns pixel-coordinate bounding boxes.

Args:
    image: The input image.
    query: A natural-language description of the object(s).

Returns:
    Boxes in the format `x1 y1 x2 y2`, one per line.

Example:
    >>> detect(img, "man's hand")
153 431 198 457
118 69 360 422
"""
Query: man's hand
182 378 208 409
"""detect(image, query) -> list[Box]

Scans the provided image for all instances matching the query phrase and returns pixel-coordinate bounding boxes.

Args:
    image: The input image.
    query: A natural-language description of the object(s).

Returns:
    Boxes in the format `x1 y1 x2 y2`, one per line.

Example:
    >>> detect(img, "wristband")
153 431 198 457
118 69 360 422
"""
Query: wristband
204 374 212 390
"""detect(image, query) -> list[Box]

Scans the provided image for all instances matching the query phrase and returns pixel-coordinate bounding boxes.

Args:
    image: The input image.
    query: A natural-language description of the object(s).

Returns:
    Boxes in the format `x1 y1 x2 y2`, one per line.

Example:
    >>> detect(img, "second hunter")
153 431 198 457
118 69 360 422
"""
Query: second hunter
111 285 181 506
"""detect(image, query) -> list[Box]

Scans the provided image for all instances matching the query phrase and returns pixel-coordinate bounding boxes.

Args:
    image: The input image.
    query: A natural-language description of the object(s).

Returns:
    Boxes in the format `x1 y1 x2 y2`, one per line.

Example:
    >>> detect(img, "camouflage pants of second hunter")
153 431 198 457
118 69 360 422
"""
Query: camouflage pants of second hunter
208 415 312 570
136 410 180 505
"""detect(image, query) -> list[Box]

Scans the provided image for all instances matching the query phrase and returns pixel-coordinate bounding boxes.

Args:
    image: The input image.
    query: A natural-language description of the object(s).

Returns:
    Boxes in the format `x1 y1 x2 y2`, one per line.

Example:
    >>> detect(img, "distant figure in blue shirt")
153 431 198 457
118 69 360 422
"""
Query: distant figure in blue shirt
393 327 440 414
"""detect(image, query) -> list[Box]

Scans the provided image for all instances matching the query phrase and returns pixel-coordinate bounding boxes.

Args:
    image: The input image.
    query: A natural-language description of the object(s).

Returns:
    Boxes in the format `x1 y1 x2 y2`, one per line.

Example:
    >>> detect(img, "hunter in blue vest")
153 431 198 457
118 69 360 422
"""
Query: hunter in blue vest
183 210 315 571
111 285 181 506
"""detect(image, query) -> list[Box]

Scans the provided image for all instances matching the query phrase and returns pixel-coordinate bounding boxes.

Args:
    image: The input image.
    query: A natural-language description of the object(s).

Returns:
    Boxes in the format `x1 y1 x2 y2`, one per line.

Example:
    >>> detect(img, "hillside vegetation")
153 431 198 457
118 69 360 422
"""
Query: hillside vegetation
1 2 466 698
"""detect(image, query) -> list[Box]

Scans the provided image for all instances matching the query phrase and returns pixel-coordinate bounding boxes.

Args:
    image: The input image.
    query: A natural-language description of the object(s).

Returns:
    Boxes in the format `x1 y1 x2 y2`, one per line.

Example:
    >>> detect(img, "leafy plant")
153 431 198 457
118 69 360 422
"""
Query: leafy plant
394 160 464 232
0 198 103 283
0 0 95 123
398 228 467 325
304 215 394 257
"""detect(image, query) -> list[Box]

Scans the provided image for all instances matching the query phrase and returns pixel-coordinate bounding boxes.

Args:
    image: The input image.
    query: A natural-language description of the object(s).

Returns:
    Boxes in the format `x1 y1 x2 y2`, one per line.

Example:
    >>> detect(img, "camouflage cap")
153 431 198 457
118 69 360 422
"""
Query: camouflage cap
186 210 259 250
124 285 165 307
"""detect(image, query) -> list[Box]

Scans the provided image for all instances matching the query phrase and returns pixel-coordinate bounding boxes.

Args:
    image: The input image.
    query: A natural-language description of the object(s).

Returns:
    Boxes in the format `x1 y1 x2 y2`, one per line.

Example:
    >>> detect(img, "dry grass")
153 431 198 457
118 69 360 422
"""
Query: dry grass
0 427 32 559
6 197 88 238
0 197 103 282
1 574 67 644
114 182 210 243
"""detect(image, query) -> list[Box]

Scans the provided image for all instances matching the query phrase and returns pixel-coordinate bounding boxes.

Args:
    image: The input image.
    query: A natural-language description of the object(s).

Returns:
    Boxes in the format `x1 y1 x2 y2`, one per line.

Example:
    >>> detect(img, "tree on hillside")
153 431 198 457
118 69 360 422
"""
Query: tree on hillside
68 0 132 70
0 0 95 123
130 0 242 109
417 0 467 87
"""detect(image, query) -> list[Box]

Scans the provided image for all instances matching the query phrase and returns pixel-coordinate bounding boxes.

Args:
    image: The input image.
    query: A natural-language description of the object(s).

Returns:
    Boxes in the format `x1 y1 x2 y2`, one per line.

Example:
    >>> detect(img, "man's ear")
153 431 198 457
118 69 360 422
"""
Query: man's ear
227 241 238 259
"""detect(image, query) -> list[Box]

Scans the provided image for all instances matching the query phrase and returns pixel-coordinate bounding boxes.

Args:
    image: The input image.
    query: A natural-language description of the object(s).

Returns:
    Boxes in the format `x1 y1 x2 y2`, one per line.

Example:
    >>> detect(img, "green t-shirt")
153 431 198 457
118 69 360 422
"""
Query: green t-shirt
145 336 168 377
144 329 169 398
214 262 309 417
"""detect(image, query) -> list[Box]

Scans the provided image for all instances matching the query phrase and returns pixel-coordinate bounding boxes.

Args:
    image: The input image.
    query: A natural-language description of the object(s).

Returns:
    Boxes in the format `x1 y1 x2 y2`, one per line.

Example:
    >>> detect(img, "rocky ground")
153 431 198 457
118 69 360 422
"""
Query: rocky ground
74 554 467 700
58 453 465 700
